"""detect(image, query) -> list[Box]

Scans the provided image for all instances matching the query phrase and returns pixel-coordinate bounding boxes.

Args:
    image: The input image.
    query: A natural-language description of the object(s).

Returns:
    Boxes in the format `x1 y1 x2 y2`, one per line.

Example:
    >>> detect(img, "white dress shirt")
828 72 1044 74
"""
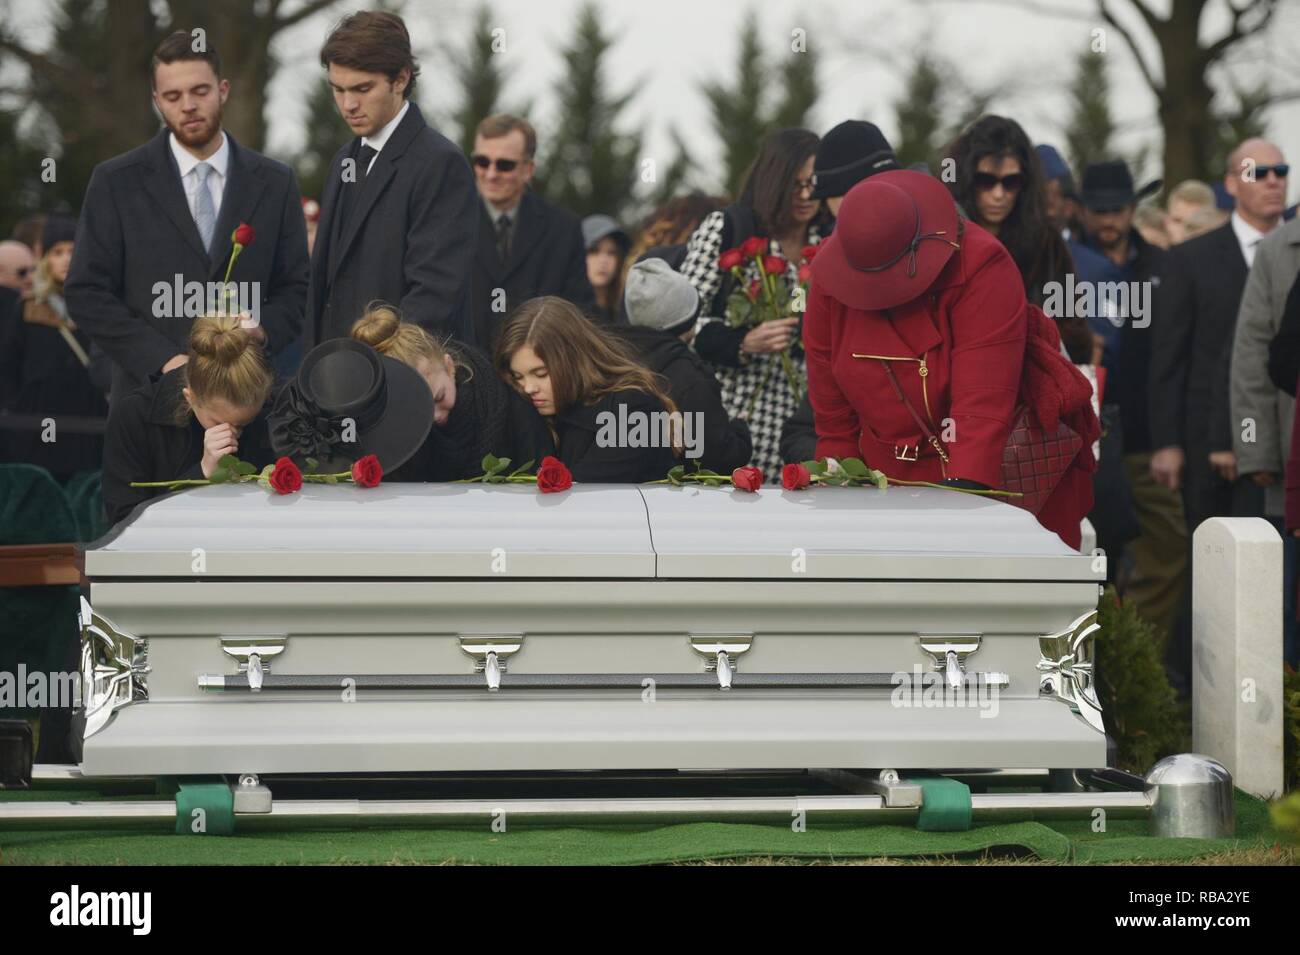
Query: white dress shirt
1230 210 1271 269
171 130 229 223
360 101 409 174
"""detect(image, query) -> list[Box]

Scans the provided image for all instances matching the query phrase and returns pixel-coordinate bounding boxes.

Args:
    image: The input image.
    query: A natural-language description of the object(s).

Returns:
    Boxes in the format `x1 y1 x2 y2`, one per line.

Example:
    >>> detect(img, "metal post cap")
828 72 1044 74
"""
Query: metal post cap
1145 754 1235 839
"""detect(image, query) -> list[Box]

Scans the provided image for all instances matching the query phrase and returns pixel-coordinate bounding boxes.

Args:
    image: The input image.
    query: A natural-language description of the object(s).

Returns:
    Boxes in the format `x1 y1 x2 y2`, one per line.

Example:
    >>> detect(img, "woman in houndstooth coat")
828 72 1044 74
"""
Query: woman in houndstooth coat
678 129 830 482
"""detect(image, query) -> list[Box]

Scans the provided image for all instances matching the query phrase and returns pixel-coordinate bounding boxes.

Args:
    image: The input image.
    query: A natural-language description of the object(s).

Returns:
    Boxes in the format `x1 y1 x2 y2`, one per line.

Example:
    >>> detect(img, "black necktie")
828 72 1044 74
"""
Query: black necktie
356 144 377 183
496 214 512 263
338 143 378 232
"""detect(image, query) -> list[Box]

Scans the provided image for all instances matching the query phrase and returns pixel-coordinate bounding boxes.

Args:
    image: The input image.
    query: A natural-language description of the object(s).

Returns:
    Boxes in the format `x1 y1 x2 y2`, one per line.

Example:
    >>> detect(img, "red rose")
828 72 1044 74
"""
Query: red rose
350 454 383 488
781 463 812 490
269 456 302 495
731 466 763 491
233 222 256 246
762 254 787 275
801 244 820 261
797 262 813 284
717 248 744 271
740 236 767 258
536 455 573 493
746 278 762 301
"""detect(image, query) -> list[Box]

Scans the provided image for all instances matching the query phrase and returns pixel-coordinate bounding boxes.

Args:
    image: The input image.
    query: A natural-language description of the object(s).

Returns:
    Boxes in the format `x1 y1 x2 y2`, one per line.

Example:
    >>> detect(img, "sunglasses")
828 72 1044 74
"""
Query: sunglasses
1252 163 1290 180
973 172 1024 193
472 155 522 173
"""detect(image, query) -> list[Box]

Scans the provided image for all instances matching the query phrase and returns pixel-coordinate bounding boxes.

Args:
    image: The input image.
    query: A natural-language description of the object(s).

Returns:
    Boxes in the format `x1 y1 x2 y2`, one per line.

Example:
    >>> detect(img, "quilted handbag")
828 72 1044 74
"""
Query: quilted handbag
1000 405 1083 515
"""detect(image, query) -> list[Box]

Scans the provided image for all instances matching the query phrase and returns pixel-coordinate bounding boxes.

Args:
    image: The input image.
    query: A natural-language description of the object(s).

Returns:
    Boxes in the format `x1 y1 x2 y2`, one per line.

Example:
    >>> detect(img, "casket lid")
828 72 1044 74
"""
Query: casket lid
86 484 656 578
85 483 1102 582
639 484 1100 581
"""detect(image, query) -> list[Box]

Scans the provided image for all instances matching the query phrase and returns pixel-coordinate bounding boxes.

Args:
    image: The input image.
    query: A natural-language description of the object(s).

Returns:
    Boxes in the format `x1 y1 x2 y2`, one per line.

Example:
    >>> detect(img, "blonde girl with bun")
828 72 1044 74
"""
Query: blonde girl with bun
102 315 276 524
350 302 552 481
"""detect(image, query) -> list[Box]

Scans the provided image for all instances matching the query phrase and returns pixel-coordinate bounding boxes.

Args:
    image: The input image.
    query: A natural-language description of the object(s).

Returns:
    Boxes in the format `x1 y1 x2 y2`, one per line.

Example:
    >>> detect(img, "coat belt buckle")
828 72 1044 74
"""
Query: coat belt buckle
894 442 919 462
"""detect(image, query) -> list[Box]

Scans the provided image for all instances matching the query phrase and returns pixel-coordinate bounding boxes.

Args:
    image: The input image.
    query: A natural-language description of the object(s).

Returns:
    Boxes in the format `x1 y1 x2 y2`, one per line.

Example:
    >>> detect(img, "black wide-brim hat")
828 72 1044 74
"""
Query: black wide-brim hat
268 338 433 474
1079 160 1162 211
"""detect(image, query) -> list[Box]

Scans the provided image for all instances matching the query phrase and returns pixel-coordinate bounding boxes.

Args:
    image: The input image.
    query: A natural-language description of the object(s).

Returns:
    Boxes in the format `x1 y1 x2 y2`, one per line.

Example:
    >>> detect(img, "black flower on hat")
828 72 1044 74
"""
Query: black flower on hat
268 383 346 463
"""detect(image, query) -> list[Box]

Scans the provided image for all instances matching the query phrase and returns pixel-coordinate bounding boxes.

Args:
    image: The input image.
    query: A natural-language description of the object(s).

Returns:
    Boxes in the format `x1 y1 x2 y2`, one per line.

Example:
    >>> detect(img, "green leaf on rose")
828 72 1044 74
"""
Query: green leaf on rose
802 459 827 475
304 457 319 474
509 459 534 478
839 457 870 478
236 460 257 476
218 454 240 470
481 453 500 474
322 473 338 484
209 466 231 484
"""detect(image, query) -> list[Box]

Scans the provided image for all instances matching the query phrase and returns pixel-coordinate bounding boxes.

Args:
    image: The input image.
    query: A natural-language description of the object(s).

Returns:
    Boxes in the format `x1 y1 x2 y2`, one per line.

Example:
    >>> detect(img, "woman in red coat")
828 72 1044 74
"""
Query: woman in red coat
805 169 1094 547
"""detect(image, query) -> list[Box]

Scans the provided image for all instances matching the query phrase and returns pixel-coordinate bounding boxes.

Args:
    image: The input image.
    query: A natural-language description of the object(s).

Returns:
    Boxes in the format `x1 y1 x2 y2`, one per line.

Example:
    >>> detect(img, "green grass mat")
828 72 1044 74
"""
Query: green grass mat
0 788 1280 865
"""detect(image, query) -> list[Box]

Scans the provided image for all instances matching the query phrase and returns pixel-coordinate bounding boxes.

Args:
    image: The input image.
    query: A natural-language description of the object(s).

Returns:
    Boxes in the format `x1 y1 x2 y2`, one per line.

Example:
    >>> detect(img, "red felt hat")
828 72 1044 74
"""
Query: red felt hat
811 169 961 311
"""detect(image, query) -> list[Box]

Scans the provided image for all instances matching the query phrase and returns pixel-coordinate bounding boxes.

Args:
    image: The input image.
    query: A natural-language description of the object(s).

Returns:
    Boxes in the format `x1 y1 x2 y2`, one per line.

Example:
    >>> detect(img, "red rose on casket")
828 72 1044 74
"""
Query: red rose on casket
740 236 767 258
536 455 573 493
351 454 383 488
717 248 745 271
782 463 812 490
269 456 302 494
731 466 763 491
233 222 256 246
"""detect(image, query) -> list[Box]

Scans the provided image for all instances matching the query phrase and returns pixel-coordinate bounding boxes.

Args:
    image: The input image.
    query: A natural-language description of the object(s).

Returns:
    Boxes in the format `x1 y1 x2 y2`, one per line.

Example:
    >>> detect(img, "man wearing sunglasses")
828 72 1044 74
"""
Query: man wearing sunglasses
0 240 36 296
1150 139 1289 520
469 114 593 350
307 11 478 351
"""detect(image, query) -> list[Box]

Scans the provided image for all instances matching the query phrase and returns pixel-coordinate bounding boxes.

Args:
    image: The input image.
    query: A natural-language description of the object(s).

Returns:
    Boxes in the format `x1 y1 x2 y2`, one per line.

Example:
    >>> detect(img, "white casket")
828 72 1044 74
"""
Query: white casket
76 483 1107 777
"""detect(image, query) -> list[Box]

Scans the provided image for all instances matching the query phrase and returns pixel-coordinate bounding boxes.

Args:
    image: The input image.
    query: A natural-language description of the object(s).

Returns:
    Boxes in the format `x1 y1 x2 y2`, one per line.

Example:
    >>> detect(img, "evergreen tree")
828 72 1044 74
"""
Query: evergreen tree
701 12 821 196
1064 48 1114 180
1208 81 1270 180
536 2 642 222
293 75 351 203
449 3 506 155
893 53 944 169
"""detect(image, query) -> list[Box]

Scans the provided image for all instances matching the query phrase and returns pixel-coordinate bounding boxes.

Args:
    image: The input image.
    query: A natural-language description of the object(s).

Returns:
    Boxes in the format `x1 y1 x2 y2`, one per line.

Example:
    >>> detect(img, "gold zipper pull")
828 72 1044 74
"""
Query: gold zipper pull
918 358 928 377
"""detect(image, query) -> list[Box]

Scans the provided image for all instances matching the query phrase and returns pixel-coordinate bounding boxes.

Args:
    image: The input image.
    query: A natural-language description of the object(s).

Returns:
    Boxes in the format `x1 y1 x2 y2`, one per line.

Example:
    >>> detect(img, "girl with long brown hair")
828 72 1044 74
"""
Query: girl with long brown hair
494 296 680 483
102 315 276 524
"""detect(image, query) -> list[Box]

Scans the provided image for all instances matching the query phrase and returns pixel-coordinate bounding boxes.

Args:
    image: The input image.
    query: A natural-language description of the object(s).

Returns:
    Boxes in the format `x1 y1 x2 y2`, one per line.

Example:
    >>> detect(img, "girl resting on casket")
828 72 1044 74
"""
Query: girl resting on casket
494 295 681 483
102 315 275 525
350 302 552 481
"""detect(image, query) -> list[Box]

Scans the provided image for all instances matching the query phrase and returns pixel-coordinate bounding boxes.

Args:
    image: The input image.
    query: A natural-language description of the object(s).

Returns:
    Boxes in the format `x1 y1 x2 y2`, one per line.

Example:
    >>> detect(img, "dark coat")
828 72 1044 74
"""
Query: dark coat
779 395 818 466
307 102 478 349
101 369 274 526
1268 268 1300 397
387 342 555 482
608 324 752 473
471 190 594 353
1148 221 1248 524
65 129 309 406
0 298 108 481
1082 229 1166 454
553 388 679 483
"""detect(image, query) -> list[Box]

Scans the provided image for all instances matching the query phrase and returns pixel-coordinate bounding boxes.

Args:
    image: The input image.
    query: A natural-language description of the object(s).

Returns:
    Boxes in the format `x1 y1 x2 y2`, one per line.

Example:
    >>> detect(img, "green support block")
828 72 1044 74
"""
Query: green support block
907 774 973 832
174 778 235 836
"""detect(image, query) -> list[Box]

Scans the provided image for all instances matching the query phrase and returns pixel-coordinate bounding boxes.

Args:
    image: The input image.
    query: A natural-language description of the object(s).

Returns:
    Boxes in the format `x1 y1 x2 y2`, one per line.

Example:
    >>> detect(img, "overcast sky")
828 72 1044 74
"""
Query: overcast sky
8 0 1300 207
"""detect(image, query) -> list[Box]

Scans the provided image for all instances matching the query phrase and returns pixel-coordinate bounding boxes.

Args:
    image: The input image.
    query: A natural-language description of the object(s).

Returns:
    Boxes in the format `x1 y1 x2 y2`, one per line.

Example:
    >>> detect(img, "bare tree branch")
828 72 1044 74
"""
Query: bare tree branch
0 37 85 101
1097 0 1162 95
1205 0 1277 64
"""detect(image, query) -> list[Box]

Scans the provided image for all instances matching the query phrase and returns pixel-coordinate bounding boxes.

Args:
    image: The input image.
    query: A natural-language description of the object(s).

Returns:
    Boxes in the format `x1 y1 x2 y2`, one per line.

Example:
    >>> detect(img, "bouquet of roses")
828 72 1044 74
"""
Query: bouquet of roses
716 239 819 414
131 453 384 496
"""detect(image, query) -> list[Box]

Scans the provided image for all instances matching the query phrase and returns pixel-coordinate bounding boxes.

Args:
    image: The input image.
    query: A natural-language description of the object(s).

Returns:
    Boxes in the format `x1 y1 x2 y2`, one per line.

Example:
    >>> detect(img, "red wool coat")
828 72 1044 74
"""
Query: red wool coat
805 223 1092 548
